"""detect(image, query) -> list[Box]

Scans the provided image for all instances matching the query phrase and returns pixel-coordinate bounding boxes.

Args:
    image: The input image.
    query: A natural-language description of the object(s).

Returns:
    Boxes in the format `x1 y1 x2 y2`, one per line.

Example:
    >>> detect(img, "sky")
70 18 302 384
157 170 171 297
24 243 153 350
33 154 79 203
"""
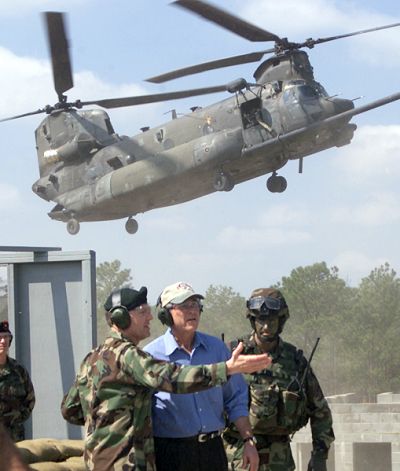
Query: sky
0 0 399 303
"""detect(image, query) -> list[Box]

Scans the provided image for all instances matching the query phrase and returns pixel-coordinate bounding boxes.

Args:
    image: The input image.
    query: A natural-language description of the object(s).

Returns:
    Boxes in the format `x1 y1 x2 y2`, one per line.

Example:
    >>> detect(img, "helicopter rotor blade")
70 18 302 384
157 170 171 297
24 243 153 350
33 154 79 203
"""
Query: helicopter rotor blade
299 22 400 49
146 50 275 83
0 108 48 123
172 0 282 43
44 12 73 100
80 85 228 109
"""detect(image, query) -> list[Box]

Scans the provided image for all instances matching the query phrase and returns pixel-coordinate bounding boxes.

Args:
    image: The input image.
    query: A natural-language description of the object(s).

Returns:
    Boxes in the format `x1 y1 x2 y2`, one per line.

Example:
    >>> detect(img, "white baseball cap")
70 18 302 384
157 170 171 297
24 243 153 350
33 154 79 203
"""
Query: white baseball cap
160 282 204 307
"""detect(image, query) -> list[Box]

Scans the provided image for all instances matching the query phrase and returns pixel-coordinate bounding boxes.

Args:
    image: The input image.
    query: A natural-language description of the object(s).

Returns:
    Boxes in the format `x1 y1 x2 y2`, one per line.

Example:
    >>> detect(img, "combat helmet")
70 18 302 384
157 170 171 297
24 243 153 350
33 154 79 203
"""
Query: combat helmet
246 288 289 335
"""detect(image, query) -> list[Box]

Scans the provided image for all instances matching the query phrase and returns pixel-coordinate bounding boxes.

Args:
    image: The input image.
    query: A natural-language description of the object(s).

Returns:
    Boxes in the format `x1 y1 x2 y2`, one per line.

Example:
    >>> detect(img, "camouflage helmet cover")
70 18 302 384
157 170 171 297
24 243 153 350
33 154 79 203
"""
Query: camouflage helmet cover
247 287 290 321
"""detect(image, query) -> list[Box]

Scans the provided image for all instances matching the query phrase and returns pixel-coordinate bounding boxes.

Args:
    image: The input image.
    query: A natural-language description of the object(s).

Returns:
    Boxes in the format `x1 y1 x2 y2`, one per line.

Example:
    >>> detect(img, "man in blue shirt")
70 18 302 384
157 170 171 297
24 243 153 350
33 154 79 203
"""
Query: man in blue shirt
144 281 259 471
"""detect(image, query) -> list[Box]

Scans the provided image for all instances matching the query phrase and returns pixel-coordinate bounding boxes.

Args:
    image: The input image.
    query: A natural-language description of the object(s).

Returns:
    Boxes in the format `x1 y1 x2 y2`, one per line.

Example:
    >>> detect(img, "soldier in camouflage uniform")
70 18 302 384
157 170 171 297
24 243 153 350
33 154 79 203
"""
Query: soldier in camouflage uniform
61 286 271 471
0 321 35 442
224 288 334 471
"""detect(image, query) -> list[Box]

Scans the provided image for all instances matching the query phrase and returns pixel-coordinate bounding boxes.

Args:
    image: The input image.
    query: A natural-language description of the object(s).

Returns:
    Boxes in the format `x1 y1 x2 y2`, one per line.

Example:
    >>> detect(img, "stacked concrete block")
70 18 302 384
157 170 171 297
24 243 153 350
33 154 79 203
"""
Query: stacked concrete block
353 442 392 471
295 442 335 471
291 392 400 471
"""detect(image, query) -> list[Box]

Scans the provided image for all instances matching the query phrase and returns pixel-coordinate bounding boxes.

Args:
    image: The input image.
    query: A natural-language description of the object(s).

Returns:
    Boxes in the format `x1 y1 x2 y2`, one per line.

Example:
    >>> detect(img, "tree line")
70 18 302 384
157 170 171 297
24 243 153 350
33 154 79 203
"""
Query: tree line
96 260 400 401
1 260 395 401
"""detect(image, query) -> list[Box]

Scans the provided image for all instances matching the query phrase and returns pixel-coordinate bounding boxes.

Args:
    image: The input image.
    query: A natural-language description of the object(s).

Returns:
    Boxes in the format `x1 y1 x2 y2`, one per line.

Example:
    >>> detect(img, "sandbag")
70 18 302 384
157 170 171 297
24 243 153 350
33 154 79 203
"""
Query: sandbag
16 439 84 464
53 440 84 458
28 456 85 471
16 439 61 464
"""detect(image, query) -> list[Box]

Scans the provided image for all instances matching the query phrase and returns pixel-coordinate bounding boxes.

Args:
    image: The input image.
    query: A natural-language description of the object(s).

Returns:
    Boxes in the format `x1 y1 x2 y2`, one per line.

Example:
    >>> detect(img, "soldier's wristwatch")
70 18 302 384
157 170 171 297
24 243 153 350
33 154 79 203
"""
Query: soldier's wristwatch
243 436 257 445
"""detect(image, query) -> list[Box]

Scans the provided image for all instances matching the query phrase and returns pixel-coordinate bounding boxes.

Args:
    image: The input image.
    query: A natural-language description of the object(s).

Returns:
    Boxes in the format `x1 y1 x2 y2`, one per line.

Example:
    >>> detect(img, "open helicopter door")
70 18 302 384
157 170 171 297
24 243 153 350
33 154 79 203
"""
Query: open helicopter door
239 96 275 149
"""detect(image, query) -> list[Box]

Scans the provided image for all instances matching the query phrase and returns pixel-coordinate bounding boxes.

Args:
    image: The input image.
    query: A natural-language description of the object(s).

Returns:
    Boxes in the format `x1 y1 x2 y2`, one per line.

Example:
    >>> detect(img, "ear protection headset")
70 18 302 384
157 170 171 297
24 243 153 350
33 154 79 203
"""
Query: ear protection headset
157 295 204 327
109 290 131 330
157 294 174 327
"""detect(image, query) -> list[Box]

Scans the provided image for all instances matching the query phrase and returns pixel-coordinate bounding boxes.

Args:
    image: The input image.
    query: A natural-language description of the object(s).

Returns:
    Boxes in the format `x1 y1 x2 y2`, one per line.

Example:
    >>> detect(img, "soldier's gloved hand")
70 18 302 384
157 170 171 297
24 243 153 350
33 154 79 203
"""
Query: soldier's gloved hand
307 450 327 471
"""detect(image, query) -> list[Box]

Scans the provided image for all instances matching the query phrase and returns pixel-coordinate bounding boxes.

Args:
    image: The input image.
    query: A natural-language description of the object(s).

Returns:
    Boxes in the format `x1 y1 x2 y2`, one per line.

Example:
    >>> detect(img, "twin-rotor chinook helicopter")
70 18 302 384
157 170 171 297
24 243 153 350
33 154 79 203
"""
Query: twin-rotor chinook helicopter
2 0 400 235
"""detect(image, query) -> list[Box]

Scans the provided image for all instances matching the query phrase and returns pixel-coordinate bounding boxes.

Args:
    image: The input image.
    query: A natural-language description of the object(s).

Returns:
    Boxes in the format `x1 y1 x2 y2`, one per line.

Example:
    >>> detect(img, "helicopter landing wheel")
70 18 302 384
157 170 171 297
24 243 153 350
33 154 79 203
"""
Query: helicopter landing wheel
66 218 80 235
125 218 138 234
213 172 234 192
266 173 287 193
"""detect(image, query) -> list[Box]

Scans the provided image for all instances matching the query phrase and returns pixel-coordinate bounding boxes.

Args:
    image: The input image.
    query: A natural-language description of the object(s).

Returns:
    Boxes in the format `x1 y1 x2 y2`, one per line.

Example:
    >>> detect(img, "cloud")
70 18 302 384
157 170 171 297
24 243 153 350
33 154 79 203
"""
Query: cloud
0 48 50 115
0 46 162 134
145 214 188 232
0 183 21 210
239 0 400 66
217 226 311 249
216 203 313 249
333 125 400 184
330 192 400 226
332 250 387 285
240 0 347 36
258 204 311 227
0 0 88 17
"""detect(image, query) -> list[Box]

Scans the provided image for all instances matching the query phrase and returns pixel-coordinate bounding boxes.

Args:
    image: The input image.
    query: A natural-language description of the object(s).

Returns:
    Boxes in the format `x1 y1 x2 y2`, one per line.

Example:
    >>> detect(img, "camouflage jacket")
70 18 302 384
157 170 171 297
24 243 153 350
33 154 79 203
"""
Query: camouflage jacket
0 357 35 441
61 330 228 471
226 335 334 454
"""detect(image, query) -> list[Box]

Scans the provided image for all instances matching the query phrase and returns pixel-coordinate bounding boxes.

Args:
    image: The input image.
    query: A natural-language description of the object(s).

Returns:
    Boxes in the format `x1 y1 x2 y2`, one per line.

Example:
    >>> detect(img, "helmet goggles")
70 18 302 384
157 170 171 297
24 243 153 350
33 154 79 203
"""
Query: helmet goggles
247 296 282 316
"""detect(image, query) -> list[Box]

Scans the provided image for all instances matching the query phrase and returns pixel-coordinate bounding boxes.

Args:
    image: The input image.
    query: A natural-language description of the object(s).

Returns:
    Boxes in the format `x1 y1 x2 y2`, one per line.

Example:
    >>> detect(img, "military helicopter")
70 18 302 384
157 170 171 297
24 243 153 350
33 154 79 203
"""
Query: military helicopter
2 1 400 235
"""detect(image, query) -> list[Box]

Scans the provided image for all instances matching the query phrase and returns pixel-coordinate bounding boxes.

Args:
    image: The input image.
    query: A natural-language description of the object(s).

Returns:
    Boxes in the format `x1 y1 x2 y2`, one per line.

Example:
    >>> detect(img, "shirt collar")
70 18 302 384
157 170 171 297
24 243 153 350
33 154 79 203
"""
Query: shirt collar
164 329 207 355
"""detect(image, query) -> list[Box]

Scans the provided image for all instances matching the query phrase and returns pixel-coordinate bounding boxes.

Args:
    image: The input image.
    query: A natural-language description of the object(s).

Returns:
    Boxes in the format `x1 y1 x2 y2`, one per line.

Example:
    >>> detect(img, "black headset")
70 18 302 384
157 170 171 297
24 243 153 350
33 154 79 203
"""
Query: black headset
156 294 204 327
109 290 131 330
157 294 174 327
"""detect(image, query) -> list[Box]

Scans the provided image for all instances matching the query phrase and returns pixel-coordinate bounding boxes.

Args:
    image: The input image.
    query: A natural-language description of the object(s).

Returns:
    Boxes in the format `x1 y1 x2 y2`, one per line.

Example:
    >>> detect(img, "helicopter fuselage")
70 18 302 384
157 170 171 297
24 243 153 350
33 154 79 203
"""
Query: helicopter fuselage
32 62 356 228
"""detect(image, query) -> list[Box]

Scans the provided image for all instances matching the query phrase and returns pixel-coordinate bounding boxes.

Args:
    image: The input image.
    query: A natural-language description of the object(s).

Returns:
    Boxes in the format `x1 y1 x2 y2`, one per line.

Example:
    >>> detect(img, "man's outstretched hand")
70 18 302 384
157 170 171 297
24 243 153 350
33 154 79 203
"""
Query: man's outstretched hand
226 342 271 375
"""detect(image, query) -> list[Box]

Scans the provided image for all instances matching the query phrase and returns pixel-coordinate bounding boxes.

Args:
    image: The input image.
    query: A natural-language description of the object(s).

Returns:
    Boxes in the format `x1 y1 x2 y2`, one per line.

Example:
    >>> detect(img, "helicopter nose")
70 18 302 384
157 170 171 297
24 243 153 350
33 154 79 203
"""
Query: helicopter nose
333 98 354 114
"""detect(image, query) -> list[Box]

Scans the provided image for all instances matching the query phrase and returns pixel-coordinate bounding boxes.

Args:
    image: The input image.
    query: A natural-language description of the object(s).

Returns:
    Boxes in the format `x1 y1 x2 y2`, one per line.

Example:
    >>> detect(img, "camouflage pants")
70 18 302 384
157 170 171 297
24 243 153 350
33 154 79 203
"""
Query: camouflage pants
224 438 295 471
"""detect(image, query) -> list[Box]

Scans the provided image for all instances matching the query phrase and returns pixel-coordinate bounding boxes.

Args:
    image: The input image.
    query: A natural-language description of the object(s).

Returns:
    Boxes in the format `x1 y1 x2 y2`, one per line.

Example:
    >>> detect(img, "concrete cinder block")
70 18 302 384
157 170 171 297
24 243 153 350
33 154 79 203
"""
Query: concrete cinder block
327 393 359 404
378 393 394 403
377 393 400 404
380 413 400 423
353 442 392 471
296 443 335 471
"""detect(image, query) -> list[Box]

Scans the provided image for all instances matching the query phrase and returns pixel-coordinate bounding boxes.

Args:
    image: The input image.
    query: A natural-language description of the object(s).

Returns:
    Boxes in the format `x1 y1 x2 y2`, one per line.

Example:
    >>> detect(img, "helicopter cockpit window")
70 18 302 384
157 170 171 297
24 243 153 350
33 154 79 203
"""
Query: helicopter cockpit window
104 118 115 135
314 82 329 97
283 80 327 101
283 87 298 104
297 85 318 98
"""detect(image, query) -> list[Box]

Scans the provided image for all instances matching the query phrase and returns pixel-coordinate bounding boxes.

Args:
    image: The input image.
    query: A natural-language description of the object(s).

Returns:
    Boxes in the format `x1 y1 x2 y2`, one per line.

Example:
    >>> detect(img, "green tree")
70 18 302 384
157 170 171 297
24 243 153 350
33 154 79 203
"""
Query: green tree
276 262 355 395
201 284 247 342
96 260 133 343
342 262 400 401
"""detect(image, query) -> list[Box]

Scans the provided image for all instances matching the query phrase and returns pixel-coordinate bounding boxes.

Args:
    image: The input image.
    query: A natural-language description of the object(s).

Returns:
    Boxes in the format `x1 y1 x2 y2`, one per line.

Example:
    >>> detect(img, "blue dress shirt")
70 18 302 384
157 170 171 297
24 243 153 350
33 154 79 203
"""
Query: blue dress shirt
143 329 248 438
